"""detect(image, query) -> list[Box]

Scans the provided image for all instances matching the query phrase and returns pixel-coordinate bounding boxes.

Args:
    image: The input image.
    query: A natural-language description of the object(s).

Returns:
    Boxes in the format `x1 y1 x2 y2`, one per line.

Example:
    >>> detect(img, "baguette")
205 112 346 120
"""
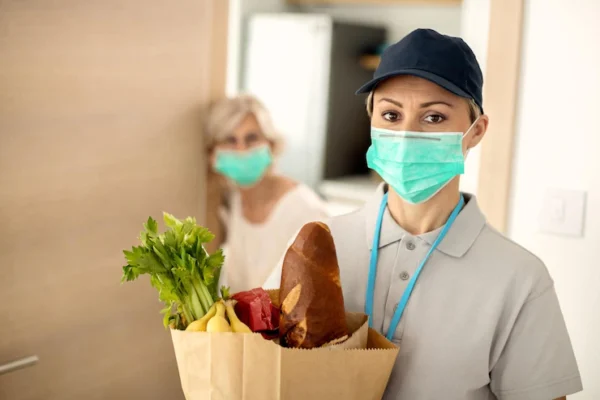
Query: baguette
279 222 348 348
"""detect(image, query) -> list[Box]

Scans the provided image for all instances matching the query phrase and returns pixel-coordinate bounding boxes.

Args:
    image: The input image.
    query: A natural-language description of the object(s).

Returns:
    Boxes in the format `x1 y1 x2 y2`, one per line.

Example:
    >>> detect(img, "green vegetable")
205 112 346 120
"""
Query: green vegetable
121 213 226 328
220 286 231 301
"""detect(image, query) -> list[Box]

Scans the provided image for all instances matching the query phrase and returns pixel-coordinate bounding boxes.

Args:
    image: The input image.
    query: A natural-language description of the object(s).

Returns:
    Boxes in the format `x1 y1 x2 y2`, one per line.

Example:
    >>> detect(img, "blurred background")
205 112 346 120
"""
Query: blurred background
1 0 598 399
226 0 470 216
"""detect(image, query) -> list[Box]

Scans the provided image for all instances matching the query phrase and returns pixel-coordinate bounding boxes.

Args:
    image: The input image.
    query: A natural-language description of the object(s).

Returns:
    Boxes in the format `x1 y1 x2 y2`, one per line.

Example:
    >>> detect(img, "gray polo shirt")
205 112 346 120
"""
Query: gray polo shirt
264 184 582 399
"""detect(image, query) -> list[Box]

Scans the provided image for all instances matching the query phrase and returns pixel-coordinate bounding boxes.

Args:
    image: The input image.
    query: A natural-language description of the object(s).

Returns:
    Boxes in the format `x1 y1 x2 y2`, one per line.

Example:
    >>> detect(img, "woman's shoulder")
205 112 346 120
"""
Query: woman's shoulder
274 177 328 213
478 224 546 269
474 224 553 298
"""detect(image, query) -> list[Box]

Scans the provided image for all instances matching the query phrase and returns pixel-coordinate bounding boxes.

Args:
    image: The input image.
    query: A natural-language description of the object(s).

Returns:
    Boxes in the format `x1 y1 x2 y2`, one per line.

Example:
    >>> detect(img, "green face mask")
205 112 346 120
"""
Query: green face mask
215 145 273 187
366 124 475 204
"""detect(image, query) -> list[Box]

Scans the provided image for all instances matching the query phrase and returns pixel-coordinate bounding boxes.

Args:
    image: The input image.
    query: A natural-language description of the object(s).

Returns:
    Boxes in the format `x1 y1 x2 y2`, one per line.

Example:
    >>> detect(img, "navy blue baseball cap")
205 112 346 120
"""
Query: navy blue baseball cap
356 28 484 113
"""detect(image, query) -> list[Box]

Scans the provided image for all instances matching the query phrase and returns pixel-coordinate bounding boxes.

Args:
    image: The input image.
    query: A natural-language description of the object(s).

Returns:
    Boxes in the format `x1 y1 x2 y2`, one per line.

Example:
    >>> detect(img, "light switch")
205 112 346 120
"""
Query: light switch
539 188 587 237
549 197 566 221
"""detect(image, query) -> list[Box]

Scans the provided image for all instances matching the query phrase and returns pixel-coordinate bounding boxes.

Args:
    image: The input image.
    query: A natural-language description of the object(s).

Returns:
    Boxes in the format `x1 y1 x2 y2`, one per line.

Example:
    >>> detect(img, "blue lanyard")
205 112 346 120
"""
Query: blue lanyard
365 193 465 340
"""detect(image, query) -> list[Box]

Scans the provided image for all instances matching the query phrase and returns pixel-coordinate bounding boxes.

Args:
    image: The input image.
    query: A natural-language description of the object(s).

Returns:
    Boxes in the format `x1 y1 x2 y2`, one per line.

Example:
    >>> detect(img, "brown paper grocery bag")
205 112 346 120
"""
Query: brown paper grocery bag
170 312 398 400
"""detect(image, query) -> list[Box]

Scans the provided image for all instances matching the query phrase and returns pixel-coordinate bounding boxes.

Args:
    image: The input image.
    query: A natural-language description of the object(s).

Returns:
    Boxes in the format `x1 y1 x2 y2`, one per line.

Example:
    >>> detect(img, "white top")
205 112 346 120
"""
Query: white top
219 184 328 293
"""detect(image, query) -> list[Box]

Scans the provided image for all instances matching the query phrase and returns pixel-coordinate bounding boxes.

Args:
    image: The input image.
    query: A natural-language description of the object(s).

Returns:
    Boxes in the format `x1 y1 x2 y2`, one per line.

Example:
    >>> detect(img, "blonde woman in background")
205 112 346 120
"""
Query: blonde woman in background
204 94 328 292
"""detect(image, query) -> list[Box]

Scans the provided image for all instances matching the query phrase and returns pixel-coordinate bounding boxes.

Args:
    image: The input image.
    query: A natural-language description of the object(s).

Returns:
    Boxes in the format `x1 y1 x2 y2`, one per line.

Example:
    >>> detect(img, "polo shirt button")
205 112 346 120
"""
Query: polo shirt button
406 241 416 250
400 271 410 280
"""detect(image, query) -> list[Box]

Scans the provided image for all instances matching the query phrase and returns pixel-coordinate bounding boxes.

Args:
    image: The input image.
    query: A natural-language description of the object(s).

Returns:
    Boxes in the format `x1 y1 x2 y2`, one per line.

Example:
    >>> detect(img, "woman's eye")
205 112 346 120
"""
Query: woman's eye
245 132 259 144
224 136 237 145
382 111 399 122
424 114 445 124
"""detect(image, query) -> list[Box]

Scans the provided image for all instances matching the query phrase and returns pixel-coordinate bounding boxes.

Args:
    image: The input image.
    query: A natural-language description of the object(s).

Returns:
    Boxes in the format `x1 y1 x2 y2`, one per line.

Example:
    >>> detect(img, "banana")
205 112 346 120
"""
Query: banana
186 302 218 332
206 301 232 333
225 300 252 333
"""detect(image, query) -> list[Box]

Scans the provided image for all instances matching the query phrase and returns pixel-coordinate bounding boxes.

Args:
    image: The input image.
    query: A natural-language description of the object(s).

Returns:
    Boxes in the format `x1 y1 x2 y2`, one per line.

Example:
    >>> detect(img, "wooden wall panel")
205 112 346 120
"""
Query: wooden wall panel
0 1 228 398
477 0 525 232
204 0 229 252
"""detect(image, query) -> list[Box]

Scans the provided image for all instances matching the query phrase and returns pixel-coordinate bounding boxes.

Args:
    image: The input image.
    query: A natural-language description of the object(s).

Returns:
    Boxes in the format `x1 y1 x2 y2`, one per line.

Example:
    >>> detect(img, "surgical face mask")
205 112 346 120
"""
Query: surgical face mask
214 145 273 187
366 119 478 204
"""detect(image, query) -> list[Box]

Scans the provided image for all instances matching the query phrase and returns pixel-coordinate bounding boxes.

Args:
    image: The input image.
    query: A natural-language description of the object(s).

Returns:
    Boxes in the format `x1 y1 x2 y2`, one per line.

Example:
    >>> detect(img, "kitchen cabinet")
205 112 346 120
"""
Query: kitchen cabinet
0 1 227 399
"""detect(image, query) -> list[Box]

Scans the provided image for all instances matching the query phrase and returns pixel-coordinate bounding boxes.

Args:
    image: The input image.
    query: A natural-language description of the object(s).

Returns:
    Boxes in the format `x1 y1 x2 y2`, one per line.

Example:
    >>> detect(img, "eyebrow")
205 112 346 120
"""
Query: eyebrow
378 98 454 108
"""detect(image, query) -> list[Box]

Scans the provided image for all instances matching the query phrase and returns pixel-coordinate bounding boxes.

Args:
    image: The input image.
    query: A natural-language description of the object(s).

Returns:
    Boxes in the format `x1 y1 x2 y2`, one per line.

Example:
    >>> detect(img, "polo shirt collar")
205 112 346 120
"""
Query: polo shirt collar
365 183 486 258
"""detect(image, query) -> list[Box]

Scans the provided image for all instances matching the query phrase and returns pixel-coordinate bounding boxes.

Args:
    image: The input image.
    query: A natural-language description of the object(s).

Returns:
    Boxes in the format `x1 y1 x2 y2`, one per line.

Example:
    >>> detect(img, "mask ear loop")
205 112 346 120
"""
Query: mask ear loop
462 116 481 159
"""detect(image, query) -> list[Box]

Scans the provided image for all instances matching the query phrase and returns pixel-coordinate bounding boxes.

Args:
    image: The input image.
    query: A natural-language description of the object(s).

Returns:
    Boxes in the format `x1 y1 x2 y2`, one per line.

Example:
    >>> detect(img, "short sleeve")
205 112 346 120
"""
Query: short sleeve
262 184 331 290
262 186 330 290
491 284 582 400
306 204 329 223
262 205 330 290
262 228 301 290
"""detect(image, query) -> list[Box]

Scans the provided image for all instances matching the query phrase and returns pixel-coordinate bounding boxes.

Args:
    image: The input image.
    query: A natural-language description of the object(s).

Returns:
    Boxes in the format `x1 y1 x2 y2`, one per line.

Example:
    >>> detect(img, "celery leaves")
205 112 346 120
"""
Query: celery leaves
122 213 224 328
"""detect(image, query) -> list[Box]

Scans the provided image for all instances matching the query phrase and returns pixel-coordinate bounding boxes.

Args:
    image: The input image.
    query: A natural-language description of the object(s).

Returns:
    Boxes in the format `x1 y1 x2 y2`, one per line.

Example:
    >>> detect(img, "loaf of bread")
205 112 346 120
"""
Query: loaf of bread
279 222 348 348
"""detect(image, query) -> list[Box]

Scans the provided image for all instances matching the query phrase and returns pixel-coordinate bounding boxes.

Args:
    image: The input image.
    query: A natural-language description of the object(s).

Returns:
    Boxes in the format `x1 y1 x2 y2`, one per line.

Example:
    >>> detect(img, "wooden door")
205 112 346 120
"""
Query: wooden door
0 1 227 399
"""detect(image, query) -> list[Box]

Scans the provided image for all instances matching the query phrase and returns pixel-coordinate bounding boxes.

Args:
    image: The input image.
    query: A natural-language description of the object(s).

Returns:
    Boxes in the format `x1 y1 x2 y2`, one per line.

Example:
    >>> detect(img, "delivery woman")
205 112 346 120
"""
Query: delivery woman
205 94 328 293
265 29 582 399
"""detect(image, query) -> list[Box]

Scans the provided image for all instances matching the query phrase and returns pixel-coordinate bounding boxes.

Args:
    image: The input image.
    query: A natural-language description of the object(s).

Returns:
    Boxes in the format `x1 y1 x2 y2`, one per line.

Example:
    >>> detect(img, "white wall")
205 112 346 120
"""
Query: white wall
508 0 600 398
458 0 490 195
226 0 287 94
293 4 461 42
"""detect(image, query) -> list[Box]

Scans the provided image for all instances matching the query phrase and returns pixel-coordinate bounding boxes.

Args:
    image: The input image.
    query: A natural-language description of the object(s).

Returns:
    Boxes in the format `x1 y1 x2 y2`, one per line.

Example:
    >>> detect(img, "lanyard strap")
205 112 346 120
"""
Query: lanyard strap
365 193 465 340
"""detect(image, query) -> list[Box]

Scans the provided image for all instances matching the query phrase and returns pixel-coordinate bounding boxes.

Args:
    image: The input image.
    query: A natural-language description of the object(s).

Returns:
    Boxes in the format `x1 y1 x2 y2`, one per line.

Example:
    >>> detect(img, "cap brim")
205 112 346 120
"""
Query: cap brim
355 69 471 100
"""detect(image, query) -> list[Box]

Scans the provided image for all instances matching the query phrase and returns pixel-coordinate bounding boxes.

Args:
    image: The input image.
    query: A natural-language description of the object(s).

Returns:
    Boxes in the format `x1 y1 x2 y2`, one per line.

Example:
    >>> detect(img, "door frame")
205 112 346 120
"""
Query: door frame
204 0 229 251
476 0 525 233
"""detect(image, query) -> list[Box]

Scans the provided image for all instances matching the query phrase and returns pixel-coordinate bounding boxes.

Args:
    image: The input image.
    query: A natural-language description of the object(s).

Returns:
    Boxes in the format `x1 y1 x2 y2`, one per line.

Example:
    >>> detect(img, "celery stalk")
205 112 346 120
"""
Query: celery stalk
121 213 226 328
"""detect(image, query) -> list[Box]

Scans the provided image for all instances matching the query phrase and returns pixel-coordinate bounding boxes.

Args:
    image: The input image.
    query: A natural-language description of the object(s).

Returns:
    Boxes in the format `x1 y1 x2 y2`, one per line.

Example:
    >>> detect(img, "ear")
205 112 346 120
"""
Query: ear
465 115 489 150
268 138 281 157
